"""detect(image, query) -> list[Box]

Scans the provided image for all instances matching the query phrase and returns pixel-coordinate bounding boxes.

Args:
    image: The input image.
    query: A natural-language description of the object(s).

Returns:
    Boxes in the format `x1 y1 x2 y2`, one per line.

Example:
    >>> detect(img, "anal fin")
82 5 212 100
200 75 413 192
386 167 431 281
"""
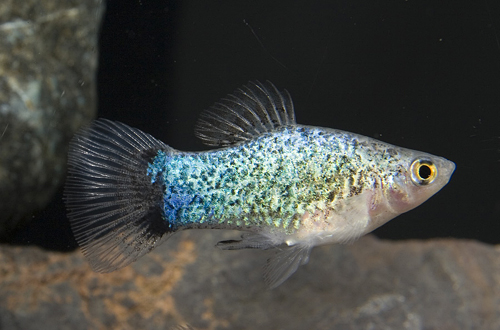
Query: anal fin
216 232 278 250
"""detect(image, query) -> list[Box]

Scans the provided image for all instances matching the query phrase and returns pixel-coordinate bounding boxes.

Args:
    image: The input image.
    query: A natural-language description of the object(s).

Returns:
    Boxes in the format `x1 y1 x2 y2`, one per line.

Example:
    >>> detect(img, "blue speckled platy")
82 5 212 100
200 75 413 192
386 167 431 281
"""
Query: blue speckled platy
65 80 455 288
148 126 364 233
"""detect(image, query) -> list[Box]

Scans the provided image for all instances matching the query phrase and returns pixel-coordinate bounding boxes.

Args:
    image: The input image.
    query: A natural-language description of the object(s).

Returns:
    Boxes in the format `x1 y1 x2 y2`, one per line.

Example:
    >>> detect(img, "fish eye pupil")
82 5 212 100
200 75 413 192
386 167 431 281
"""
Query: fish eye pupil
410 159 437 185
418 164 432 180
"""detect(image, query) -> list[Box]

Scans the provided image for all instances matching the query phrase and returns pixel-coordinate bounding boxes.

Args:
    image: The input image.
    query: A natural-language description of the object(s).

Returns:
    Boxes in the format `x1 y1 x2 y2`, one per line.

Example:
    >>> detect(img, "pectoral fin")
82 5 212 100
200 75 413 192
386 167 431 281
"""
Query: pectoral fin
217 232 311 288
264 244 312 289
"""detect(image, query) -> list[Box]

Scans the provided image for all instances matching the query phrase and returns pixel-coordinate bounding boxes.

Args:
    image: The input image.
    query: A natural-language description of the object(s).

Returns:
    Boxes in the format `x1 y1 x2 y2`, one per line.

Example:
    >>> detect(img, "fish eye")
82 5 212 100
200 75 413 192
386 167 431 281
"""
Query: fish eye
410 159 437 185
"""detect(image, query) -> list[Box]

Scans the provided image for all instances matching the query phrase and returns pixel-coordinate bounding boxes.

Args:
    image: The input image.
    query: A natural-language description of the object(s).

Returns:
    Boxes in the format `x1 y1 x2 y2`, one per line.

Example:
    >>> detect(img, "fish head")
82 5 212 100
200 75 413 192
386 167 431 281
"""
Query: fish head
368 149 455 231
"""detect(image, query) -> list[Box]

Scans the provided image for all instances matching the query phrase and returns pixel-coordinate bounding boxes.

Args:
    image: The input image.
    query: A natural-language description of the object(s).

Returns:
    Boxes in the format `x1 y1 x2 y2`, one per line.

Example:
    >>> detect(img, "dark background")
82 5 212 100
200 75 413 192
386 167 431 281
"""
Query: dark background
12 0 500 249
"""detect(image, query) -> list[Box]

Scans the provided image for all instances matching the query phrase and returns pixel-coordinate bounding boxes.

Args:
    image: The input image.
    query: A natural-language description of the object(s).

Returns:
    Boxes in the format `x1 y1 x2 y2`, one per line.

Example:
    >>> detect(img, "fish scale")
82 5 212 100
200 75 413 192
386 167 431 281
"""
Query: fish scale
149 126 366 233
65 80 455 288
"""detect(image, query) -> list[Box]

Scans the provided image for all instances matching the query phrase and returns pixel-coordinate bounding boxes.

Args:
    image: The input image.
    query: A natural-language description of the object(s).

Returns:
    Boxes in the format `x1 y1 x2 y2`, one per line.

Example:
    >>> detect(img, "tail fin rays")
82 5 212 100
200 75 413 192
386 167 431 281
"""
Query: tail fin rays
65 119 174 273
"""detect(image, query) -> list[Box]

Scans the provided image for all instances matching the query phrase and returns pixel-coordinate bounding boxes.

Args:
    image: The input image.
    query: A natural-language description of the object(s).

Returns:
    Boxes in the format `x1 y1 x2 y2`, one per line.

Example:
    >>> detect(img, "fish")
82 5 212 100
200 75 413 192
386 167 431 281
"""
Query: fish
64 80 455 288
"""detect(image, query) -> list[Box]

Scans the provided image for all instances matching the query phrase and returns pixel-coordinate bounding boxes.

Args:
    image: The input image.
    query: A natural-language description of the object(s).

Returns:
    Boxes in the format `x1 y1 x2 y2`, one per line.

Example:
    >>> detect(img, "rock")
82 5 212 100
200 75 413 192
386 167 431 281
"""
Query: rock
0 232 499 330
0 0 104 237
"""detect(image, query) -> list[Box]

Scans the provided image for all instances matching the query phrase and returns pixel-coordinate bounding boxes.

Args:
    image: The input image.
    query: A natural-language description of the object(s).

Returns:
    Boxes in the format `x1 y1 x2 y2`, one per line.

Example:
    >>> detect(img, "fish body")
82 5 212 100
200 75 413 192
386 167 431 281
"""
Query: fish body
65 81 455 287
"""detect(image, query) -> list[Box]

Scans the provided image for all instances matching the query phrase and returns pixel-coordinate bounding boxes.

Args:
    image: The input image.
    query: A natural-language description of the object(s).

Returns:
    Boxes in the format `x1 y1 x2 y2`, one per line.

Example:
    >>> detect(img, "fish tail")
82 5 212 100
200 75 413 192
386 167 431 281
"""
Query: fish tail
64 119 174 273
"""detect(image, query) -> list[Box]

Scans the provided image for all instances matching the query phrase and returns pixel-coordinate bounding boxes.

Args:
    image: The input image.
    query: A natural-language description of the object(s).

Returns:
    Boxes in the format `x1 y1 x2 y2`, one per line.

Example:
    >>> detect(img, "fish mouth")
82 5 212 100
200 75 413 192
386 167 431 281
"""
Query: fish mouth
436 157 456 183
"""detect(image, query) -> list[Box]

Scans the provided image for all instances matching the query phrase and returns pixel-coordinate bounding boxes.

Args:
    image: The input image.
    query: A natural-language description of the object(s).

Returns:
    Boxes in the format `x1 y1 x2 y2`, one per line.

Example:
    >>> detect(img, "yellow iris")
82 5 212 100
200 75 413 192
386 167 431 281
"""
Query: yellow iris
410 159 437 185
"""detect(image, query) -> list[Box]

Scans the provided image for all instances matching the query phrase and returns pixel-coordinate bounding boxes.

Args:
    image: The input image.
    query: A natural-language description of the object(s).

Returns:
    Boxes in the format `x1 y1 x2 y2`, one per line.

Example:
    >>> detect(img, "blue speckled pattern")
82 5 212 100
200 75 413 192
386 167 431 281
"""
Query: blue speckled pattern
64 81 455 286
147 125 374 234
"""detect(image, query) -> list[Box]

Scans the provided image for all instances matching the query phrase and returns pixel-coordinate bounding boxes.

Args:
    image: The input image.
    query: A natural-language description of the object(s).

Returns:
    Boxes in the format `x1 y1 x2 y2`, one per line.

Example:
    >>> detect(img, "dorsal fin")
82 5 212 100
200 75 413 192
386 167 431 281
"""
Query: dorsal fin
194 80 296 146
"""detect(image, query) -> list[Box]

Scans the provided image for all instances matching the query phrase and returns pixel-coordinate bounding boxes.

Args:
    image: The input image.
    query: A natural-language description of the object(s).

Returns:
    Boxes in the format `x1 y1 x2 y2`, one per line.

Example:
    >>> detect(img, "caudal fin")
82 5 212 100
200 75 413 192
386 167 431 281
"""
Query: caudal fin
64 119 174 273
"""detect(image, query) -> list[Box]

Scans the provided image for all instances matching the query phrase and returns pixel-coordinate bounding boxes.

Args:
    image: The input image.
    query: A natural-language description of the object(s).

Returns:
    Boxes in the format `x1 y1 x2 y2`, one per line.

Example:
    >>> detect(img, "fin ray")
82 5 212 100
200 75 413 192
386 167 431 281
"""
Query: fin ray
216 232 280 250
65 119 175 273
195 80 296 146
264 244 312 289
